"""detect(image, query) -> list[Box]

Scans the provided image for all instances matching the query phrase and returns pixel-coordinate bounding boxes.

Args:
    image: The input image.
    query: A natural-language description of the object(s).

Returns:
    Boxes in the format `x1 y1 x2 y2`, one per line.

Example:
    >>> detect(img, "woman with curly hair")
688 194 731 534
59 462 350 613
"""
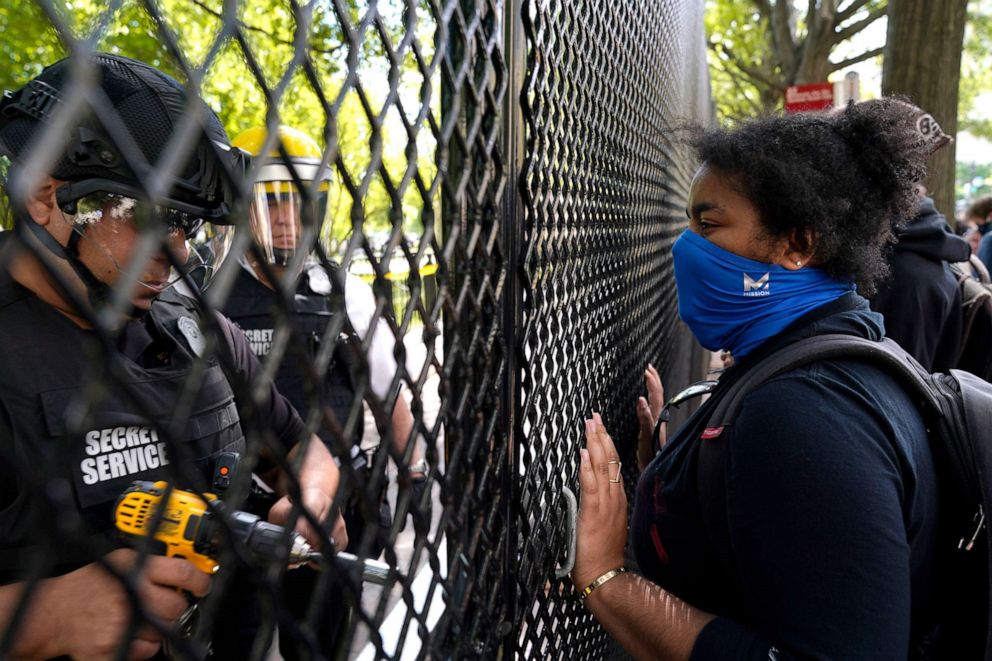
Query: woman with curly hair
573 99 951 659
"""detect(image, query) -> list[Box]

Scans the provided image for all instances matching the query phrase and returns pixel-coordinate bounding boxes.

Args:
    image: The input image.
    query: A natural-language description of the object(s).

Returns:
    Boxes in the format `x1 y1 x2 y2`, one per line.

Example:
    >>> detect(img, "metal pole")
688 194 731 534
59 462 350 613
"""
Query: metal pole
499 0 526 654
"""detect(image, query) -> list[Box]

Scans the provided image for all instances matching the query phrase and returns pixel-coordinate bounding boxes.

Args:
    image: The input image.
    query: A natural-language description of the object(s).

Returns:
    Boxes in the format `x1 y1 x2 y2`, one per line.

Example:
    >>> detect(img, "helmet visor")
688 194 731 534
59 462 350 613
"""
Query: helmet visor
248 181 327 267
70 191 214 289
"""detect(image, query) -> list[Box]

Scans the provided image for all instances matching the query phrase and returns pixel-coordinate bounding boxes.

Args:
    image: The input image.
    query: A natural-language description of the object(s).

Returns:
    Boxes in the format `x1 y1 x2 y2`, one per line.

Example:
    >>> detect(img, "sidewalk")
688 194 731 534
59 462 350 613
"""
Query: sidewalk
349 328 445 659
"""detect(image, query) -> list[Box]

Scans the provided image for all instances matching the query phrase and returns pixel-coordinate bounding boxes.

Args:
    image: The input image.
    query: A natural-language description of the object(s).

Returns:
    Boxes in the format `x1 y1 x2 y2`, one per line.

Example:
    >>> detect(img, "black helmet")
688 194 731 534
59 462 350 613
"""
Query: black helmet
0 53 247 223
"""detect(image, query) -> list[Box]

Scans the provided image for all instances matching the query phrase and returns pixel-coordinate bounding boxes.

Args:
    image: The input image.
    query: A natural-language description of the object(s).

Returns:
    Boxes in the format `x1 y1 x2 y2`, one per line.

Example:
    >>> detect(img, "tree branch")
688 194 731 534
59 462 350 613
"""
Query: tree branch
710 40 785 92
831 3 887 45
720 65 768 115
803 0 820 43
960 117 992 142
770 0 798 72
836 0 877 25
188 0 345 56
753 0 774 19
827 45 884 72
799 0 831 78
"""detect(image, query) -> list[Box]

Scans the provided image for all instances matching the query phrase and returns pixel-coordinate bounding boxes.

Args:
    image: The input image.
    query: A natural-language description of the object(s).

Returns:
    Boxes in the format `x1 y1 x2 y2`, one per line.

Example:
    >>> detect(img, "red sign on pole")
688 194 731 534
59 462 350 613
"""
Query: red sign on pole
784 83 834 113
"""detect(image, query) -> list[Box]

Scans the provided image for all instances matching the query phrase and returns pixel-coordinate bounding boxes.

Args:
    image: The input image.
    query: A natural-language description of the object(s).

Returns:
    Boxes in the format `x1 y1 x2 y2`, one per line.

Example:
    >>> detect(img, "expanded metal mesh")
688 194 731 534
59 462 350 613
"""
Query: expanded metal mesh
514 1 710 657
0 0 708 659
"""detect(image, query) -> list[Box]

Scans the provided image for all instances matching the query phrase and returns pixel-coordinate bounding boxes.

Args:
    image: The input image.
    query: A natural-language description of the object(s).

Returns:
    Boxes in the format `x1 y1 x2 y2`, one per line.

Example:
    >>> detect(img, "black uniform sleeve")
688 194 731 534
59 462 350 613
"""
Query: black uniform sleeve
0 399 17 514
690 370 929 660
213 312 306 451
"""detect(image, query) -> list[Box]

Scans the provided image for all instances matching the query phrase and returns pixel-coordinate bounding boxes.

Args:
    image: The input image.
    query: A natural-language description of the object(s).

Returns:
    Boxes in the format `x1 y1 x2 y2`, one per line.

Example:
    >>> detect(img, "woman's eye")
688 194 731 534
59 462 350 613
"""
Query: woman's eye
698 219 715 233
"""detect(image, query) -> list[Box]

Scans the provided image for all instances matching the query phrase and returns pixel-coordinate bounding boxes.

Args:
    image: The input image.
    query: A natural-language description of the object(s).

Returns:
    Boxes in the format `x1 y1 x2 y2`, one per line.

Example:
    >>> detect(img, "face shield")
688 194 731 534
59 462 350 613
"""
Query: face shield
67 191 231 291
248 179 329 268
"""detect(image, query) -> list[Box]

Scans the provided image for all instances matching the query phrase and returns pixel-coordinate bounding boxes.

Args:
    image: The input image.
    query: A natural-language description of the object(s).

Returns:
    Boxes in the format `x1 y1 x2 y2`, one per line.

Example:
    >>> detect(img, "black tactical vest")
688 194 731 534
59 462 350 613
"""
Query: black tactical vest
221 264 361 450
0 280 244 578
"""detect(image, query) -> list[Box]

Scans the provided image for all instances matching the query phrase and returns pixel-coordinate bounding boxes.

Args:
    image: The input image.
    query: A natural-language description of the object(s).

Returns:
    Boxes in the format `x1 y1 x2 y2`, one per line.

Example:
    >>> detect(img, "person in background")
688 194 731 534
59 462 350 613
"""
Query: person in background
964 225 983 255
221 124 427 659
870 179 970 372
966 194 992 271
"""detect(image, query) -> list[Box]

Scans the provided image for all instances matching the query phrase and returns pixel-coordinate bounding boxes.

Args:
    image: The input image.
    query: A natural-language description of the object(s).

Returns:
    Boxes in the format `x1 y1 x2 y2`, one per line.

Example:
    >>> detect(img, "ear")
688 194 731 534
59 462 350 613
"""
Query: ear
23 176 62 227
775 227 817 271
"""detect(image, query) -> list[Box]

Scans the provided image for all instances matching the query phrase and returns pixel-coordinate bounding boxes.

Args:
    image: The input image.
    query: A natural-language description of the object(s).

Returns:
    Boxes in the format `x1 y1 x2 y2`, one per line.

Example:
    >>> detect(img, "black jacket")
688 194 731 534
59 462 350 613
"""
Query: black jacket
632 293 939 660
871 197 970 372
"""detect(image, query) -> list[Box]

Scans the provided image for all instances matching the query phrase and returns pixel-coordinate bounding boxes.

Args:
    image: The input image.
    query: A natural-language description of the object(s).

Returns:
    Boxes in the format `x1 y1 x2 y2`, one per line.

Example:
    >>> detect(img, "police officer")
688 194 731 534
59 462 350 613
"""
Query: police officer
0 54 344 659
222 124 426 658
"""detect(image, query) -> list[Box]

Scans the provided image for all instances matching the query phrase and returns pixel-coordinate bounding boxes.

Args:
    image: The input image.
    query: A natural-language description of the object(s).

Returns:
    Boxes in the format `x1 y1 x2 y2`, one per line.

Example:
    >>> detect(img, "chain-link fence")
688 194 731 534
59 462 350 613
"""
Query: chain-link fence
0 0 709 658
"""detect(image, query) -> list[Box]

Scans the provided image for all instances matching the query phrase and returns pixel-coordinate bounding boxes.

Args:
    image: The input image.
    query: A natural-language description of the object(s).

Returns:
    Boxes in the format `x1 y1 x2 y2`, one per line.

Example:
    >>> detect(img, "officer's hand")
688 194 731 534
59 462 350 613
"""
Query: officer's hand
329 511 348 552
273 435 347 551
50 548 211 660
269 488 348 552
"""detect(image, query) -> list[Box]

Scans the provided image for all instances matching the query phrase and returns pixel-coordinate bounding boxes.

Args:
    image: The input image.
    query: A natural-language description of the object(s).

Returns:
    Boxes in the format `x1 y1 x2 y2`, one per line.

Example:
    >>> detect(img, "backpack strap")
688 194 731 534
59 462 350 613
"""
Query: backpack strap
958 276 992 362
704 335 939 437
696 334 942 584
971 255 991 284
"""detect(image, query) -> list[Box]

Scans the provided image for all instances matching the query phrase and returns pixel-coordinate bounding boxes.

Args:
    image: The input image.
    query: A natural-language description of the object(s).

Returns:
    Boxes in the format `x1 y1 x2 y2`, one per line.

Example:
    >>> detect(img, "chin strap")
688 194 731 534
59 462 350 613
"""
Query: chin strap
20 214 114 309
271 247 295 267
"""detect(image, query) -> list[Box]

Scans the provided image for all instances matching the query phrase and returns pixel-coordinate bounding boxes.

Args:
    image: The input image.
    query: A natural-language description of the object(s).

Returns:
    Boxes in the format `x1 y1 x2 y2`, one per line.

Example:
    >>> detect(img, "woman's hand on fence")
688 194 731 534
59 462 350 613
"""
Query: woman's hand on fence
572 413 628 592
636 364 665 470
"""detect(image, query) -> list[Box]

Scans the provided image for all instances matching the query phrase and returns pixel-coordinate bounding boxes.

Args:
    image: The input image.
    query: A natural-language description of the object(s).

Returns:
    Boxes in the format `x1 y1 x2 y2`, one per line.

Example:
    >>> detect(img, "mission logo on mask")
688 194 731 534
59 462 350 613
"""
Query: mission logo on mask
743 272 770 297
671 229 854 357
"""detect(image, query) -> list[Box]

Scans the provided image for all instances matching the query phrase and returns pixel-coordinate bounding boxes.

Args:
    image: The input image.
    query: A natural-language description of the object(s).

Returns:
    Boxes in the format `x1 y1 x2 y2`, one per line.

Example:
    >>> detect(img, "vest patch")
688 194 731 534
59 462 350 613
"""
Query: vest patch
243 328 274 356
79 426 170 485
178 316 206 357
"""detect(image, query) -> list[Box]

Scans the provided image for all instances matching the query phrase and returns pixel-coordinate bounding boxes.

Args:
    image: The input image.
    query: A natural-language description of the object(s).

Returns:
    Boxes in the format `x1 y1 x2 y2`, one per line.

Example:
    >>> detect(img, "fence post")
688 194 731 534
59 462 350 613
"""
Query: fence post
501 0 526 654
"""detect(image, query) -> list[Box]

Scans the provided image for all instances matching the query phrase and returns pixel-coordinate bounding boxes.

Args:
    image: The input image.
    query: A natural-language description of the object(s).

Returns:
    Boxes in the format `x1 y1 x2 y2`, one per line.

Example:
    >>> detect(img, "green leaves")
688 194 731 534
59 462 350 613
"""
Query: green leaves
960 0 992 141
705 0 775 122
704 0 887 123
0 0 439 246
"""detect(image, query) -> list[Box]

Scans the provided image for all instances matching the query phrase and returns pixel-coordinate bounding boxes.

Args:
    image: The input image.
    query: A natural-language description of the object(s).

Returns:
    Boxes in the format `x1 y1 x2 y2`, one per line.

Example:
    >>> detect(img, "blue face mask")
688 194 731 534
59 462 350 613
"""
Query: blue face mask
671 229 855 358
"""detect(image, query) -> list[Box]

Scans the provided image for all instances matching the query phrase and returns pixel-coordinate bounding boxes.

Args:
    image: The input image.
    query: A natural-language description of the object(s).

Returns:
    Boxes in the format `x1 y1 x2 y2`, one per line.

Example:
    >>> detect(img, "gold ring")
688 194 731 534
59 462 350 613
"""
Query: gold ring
608 460 622 483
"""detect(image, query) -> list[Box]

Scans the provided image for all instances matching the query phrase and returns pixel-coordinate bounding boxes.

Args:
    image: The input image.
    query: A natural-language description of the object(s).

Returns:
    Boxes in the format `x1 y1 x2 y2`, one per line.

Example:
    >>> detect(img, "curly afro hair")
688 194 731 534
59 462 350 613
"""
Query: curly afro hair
692 98 934 296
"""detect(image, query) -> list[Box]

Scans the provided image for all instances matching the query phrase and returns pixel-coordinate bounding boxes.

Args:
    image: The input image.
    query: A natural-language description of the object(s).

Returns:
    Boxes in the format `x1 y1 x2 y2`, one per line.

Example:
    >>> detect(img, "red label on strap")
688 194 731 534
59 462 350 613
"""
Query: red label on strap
701 427 724 440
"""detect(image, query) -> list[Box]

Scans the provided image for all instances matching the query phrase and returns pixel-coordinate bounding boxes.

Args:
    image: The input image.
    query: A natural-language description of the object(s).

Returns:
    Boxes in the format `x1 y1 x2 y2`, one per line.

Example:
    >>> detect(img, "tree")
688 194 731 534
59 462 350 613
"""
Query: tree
0 0 440 253
958 0 992 142
706 0 887 122
882 0 970 219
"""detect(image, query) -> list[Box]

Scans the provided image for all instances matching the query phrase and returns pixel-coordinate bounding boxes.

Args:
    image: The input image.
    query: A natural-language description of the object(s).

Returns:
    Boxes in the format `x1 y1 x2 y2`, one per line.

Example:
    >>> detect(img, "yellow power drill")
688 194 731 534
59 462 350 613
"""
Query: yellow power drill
114 480 392 583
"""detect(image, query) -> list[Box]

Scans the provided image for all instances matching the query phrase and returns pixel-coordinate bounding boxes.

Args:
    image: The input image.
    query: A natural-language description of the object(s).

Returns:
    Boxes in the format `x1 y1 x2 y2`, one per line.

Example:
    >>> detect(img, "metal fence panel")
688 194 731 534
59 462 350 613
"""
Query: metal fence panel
512 0 710 657
0 0 708 658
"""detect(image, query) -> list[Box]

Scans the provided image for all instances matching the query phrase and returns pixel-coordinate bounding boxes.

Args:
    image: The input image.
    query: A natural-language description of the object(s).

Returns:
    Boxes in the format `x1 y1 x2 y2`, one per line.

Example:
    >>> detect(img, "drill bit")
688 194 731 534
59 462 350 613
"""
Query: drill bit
336 551 395 585
286 533 398 585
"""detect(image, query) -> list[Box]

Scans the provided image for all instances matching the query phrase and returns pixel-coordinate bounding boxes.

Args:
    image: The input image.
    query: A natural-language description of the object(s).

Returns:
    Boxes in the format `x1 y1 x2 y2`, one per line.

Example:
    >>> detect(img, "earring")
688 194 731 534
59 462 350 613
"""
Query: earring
795 260 802 266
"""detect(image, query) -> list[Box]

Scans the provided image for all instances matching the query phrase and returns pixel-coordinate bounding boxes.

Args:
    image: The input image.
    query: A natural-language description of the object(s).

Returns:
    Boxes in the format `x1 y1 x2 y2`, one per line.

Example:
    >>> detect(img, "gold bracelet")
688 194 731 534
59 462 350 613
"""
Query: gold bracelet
580 567 627 600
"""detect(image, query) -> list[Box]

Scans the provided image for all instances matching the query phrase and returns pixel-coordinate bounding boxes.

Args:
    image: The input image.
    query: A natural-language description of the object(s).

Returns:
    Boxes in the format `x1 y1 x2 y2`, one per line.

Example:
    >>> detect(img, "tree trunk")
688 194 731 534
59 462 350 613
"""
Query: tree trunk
882 0 970 221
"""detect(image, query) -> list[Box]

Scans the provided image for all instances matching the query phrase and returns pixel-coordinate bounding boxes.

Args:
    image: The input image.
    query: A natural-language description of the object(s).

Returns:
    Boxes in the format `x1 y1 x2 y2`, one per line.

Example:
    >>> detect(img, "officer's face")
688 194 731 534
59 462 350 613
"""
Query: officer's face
69 197 191 312
267 195 302 251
